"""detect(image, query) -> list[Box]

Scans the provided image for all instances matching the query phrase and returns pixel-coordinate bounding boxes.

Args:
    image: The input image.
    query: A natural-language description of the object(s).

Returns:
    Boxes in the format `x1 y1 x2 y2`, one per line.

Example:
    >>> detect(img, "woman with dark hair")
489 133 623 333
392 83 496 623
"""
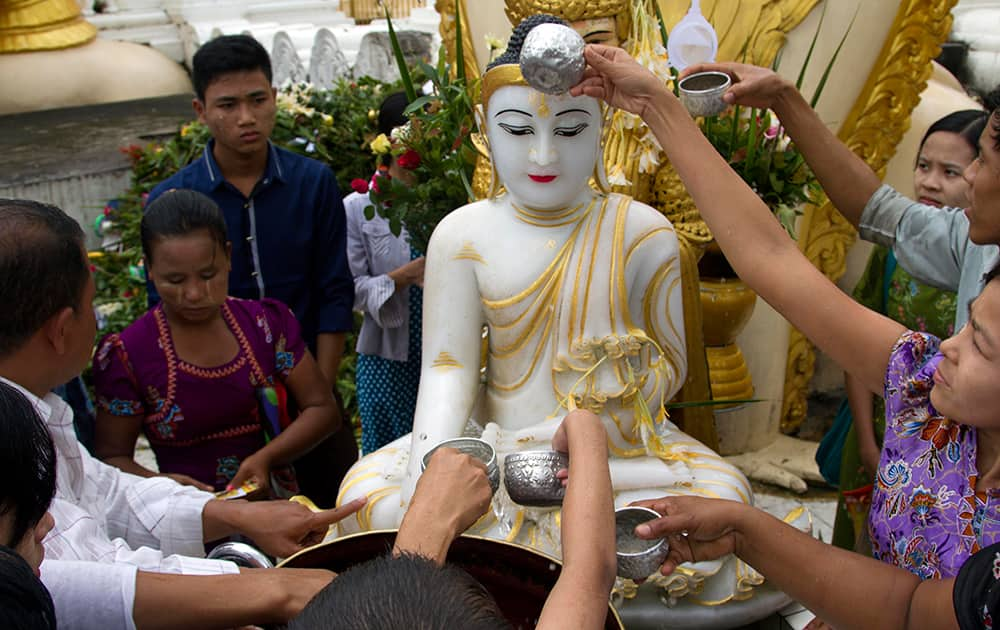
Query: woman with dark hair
344 92 426 454
832 108 989 550
0 381 57 628
92 189 339 495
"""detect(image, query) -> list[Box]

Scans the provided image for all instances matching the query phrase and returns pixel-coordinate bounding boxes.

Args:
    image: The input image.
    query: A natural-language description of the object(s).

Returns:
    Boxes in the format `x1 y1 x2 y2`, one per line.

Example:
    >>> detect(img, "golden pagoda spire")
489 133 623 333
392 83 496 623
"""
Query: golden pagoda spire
0 0 97 54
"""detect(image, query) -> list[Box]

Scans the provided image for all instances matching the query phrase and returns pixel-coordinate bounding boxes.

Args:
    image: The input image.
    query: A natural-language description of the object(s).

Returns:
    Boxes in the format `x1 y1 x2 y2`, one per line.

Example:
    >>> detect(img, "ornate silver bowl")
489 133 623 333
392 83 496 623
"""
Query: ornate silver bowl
678 71 731 117
614 506 668 580
503 450 569 507
421 437 500 494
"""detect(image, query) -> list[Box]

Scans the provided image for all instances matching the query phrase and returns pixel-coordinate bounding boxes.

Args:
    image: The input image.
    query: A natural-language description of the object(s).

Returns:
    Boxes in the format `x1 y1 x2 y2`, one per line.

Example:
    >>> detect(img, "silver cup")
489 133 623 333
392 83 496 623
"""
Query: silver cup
206 541 274 569
421 437 500 494
503 450 569 507
615 506 669 580
677 71 732 117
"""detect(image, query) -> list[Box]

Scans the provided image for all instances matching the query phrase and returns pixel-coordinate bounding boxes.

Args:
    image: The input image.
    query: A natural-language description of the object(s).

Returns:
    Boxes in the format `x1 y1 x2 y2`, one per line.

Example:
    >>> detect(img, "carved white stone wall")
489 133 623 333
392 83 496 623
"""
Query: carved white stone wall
309 28 350 88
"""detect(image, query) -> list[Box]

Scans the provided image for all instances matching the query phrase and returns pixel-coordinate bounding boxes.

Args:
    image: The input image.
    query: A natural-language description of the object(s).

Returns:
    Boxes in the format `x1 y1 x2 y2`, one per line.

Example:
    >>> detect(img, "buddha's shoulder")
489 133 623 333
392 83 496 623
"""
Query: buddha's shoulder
436 199 509 231
610 194 675 230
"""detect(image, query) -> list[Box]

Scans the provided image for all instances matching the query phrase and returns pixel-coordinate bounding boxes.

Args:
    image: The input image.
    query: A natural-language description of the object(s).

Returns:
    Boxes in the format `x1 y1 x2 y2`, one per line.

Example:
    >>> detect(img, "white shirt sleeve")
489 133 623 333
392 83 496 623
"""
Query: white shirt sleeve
41 559 137 630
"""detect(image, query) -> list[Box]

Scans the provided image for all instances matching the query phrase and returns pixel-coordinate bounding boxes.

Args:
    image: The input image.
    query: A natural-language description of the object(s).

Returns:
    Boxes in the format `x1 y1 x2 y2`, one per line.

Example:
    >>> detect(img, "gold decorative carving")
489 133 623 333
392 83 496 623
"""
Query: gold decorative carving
780 0 959 432
0 0 96 53
344 0 422 24
435 0 480 80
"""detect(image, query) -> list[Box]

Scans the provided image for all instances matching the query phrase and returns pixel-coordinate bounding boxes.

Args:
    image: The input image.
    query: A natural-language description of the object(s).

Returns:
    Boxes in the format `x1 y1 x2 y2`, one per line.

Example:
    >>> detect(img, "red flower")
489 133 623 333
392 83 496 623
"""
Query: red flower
350 178 369 194
397 149 421 170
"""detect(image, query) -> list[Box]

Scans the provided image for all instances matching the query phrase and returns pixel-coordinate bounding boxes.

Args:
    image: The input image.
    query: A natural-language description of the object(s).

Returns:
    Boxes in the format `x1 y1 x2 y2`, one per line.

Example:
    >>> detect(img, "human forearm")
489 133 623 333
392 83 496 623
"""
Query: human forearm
103 455 158 478
731 505 929 630
254 402 337 468
316 332 346 387
768 83 881 228
133 568 333 629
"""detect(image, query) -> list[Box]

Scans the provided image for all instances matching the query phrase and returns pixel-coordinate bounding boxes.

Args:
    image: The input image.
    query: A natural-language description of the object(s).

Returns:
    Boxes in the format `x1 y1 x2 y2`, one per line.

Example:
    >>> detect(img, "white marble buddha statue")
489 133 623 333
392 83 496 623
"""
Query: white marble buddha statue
337 16 757 605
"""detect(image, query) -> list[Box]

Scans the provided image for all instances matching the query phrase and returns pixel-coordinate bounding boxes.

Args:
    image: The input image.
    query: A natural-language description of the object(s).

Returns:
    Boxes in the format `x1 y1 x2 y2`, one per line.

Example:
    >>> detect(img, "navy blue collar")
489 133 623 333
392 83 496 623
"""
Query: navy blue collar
200 139 287 190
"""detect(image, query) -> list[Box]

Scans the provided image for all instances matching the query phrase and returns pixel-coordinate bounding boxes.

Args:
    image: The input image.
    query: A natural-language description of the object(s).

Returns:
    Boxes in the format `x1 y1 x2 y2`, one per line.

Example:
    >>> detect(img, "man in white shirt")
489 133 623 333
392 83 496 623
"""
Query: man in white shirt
0 198 365 629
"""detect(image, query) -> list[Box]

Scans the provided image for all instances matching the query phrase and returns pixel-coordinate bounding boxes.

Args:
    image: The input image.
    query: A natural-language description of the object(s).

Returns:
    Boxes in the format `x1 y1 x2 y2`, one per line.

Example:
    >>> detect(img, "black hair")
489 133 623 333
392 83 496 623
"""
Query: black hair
141 189 230 264
486 14 571 71
377 92 411 137
289 553 512 630
0 546 55 630
0 382 56 550
917 109 988 164
192 34 273 101
0 199 88 358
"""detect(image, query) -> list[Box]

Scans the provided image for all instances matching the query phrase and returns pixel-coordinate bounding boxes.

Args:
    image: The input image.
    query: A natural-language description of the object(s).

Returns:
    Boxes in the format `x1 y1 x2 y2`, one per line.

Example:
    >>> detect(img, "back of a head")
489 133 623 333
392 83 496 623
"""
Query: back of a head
0 199 87 358
0 546 55 630
290 553 511 630
377 92 411 137
140 189 229 264
192 34 272 101
0 381 56 549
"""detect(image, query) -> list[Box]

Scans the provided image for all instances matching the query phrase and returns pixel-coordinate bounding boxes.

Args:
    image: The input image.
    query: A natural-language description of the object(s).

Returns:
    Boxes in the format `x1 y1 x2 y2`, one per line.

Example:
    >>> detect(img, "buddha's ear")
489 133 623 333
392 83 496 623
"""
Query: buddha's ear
471 103 490 159
592 129 610 195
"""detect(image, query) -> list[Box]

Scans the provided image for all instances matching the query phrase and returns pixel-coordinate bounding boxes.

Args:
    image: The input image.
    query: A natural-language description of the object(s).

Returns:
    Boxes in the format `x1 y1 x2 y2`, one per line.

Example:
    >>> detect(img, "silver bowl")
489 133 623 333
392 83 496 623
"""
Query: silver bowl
207 541 274 569
421 437 500 494
503 450 569 507
615 506 668 580
678 71 731 117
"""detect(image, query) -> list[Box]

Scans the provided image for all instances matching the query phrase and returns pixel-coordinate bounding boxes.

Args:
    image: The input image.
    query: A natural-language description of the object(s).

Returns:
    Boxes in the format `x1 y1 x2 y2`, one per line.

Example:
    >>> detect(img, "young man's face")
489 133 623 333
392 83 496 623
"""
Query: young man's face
194 69 277 161
963 114 1000 245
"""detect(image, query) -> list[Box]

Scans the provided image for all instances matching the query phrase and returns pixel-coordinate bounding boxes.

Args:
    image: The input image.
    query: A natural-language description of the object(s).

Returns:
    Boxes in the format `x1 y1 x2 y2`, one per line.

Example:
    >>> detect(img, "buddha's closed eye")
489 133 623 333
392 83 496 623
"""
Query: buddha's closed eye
554 123 588 137
499 123 534 136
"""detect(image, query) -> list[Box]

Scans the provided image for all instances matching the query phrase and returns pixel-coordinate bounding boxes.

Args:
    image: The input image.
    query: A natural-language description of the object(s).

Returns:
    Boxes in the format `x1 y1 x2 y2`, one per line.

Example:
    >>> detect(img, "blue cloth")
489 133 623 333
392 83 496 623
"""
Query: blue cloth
147 141 355 351
357 246 422 455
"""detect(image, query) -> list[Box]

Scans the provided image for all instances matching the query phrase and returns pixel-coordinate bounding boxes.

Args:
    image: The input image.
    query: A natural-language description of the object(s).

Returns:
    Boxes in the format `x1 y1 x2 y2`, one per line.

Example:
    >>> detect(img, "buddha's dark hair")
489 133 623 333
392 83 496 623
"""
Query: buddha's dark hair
289 552 512 630
0 545 55 629
192 34 272 101
486 14 571 71
141 189 229 264
0 382 56 551
0 199 87 357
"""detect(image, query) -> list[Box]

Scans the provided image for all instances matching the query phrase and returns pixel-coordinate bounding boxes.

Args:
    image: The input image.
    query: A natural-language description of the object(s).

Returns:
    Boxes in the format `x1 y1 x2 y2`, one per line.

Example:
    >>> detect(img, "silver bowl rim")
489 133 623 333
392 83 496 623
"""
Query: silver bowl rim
503 449 569 464
421 437 498 471
677 70 732 96
614 506 667 558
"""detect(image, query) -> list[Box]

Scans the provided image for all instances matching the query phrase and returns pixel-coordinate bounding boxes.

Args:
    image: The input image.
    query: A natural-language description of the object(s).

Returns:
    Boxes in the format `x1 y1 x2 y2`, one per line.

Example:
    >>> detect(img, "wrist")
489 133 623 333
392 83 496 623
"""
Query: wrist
771 80 803 117
202 499 251 541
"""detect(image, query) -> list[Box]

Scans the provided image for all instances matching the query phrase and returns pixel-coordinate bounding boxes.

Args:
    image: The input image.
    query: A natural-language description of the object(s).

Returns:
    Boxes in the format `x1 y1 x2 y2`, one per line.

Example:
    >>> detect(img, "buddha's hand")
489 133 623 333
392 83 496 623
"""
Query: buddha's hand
571 44 669 119
629 495 744 576
680 62 792 112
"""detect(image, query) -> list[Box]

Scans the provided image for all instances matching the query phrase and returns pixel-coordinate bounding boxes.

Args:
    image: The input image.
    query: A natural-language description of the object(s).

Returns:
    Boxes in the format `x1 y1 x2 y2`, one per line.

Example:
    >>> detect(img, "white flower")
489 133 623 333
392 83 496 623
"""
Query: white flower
607 163 631 186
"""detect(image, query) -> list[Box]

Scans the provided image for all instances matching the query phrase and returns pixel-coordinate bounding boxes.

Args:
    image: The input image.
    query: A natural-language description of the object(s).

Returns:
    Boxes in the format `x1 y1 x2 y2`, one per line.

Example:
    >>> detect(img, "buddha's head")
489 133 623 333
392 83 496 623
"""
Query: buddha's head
482 15 603 210
505 0 631 48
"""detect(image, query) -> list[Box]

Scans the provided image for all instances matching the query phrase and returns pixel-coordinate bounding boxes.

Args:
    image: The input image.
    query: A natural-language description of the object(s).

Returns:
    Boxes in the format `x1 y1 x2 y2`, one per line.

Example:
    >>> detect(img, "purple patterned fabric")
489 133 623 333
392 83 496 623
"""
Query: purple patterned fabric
869 331 1000 579
93 297 305 491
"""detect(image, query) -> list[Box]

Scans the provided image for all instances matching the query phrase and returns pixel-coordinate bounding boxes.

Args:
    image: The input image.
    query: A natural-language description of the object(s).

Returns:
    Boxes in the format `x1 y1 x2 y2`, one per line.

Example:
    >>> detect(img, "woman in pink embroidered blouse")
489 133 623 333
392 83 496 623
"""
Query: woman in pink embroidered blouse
92 190 339 494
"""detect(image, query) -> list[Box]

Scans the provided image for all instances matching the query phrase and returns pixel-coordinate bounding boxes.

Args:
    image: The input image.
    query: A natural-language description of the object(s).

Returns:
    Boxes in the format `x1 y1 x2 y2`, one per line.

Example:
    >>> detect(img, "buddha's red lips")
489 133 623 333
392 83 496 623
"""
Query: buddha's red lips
529 175 557 183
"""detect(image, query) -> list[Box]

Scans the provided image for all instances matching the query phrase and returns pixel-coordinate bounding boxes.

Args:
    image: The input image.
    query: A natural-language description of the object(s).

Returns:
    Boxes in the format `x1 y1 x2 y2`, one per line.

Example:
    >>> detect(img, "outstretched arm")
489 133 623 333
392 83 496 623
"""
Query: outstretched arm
572 45 904 396
631 496 957 630
680 61 882 229
538 410 616 630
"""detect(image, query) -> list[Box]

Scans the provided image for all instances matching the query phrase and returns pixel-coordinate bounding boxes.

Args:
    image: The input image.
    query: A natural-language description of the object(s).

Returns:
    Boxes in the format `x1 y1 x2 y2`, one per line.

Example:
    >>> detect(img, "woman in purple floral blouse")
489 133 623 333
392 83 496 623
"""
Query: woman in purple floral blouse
92 190 339 494
570 45 1000 584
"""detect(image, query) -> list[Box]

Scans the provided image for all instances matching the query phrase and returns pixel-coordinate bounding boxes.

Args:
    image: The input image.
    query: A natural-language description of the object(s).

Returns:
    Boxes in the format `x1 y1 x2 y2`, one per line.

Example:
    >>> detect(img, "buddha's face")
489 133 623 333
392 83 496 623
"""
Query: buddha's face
571 17 620 48
487 85 601 210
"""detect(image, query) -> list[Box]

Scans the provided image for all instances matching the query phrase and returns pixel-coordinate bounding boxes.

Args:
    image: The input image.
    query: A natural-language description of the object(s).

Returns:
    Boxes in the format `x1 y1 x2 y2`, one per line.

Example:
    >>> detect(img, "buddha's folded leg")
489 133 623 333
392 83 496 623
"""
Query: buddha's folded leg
336 435 411 535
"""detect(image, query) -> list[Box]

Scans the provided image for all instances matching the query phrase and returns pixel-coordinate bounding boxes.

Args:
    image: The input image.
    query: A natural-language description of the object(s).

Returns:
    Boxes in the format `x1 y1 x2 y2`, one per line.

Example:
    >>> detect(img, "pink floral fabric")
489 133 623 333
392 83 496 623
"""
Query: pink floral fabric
869 331 1000 579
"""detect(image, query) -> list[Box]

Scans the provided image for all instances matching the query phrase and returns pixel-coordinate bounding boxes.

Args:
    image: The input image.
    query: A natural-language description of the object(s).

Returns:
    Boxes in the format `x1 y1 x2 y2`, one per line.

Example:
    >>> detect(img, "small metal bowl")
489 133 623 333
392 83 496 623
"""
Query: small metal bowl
615 506 668 580
503 450 569 507
207 541 274 569
421 437 500 494
678 71 732 117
